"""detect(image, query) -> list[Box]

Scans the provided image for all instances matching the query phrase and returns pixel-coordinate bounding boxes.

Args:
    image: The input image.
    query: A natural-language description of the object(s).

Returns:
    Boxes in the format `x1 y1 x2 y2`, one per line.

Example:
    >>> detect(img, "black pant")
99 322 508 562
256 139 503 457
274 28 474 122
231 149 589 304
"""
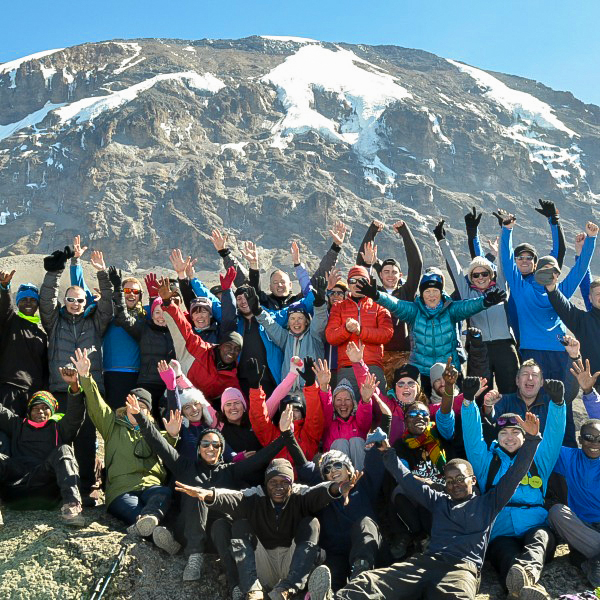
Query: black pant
103 371 139 410
486 526 556 585
174 493 210 555
484 339 519 394
210 517 240 588
394 493 432 538
0 445 81 507
326 516 382 591
0 383 32 418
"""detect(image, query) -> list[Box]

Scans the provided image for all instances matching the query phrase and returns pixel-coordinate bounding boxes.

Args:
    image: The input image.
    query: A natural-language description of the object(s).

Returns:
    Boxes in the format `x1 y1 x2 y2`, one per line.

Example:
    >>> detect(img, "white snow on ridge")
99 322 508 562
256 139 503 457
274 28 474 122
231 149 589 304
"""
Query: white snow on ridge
0 48 64 75
0 102 65 142
114 42 145 75
260 35 318 43
261 44 411 189
446 59 576 136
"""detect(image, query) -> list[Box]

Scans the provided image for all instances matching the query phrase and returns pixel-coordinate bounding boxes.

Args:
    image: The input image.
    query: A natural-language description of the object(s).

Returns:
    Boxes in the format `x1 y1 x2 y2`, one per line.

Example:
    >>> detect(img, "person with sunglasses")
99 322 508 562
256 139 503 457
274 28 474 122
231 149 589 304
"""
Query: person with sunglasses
462 376 566 599
0 269 48 417
39 245 113 507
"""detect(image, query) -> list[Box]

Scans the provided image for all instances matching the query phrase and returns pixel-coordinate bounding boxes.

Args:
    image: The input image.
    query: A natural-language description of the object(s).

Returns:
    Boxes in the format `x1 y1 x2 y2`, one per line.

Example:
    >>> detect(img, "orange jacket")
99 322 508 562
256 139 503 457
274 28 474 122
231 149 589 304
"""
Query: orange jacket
325 297 393 368
249 383 324 463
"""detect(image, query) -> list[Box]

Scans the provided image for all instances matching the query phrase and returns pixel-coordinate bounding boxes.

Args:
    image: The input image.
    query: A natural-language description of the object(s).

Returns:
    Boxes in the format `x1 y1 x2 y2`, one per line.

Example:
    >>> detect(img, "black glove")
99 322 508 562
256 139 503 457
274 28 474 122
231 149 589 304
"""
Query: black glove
462 376 481 402
492 209 515 228
312 276 327 308
108 266 122 291
244 287 262 316
535 199 559 224
433 219 446 242
464 207 482 235
245 358 265 389
543 379 565 405
483 288 507 307
355 277 379 301
298 357 316 387
465 327 484 349
43 246 75 272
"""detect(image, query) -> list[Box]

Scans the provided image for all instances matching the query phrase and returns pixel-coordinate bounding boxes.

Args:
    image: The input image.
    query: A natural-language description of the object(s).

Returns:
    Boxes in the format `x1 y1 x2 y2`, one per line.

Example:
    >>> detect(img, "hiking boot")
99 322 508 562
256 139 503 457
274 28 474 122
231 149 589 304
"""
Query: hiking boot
307 565 333 600
230 585 244 600
267 588 290 600
152 526 181 556
182 552 204 580
506 564 532 597
350 558 371 580
60 502 85 527
582 555 600 588
520 583 550 600
135 514 159 537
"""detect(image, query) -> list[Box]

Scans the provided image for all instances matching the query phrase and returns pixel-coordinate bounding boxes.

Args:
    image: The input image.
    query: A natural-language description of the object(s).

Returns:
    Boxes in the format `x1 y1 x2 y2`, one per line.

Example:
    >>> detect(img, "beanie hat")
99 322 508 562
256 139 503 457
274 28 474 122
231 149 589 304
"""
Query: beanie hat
331 280 348 291
129 387 153 411
221 330 243 349
466 257 496 283
496 413 526 436
332 378 357 412
265 458 295 484
16 283 40 306
514 243 538 262
534 255 561 286
151 297 163 314
210 284 223 296
381 258 402 271
281 392 306 419
190 297 213 315
234 286 250 298
179 387 207 408
347 266 369 281
221 387 247 412
429 362 446 384
419 268 444 295
319 449 356 478
28 391 58 416
198 428 226 459
287 302 311 325
393 363 421 387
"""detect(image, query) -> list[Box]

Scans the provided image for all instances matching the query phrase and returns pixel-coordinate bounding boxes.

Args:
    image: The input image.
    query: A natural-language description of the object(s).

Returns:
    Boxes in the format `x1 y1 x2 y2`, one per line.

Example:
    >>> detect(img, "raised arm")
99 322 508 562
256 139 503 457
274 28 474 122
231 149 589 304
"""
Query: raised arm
356 220 384 272
211 229 248 288
558 223 597 299
397 221 423 297
438 237 470 298
264 359 301 419
135 408 180 472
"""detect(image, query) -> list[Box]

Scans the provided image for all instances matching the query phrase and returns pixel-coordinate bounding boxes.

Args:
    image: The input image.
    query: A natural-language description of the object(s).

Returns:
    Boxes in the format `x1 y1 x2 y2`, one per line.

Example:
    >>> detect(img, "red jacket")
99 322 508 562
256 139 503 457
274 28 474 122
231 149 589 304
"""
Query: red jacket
325 297 393 369
249 384 324 463
162 303 241 400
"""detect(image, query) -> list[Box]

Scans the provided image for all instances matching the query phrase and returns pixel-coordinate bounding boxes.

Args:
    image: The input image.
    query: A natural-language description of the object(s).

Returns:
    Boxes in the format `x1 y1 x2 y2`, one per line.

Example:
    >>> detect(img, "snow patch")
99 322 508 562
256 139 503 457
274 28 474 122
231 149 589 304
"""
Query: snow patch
0 101 65 142
221 142 248 155
260 35 318 43
183 46 196 52
0 48 64 75
113 43 145 75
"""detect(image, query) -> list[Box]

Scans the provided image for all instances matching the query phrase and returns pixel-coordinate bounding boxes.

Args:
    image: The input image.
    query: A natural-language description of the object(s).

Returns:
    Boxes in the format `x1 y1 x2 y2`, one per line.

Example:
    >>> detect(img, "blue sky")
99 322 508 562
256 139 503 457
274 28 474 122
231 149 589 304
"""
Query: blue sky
2 0 598 105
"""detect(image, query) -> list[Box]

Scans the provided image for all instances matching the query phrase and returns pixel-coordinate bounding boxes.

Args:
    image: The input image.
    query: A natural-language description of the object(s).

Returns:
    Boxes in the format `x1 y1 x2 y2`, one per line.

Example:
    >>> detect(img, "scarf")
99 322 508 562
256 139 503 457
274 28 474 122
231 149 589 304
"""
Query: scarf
18 311 41 324
402 423 446 471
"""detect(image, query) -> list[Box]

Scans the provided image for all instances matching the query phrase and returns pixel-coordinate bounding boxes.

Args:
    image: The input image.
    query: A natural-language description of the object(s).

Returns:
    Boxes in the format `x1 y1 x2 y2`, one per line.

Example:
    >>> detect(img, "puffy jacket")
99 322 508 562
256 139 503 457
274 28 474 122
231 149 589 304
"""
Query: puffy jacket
325 297 393 369
462 399 565 539
376 292 486 375
249 383 324 462
320 388 372 452
80 374 175 507
40 269 113 393
162 302 241 400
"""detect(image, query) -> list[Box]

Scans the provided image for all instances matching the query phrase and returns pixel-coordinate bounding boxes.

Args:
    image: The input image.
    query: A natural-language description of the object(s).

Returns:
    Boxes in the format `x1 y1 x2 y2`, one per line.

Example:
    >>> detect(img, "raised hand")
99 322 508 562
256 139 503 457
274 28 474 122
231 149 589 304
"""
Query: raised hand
360 373 380 403
210 229 227 252
483 389 502 409
574 232 586 256
464 207 482 231
169 249 189 278
144 273 160 297
70 348 90 377
360 241 377 266
0 270 16 286
157 360 177 390
185 257 197 279
126 394 141 414
243 286 262 315
392 220 405 233
245 358 265 389
355 277 379 301
72 235 88 259
543 380 565 405
483 288 507 307
289 356 304 376
535 199 559 223
586 221 599 237
219 266 237 291
290 240 301 265
570 358 600 394
326 267 342 290
462 376 481 402
163 409 183 437
312 276 327 307
339 471 364 506
433 219 446 242
492 209 516 228
515 412 540 437
108 266 122 291
279 404 294 432
298 357 316 387
486 236 499 256
158 276 177 302
562 335 581 359
59 366 79 388
466 327 484 348
372 220 385 233
442 356 458 387
345 340 364 364
174 481 214 502
329 220 348 246
90 250 106 272
241 241 258 269
312 358 331 390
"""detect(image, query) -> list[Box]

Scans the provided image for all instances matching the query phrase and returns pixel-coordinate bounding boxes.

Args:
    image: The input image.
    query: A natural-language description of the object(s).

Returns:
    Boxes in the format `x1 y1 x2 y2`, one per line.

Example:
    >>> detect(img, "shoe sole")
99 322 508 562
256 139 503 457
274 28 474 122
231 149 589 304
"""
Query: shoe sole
308 565 332 600
62 516 85 528
136 515 159 537
152 526 181 556
520 585 550 600
506 564 528 597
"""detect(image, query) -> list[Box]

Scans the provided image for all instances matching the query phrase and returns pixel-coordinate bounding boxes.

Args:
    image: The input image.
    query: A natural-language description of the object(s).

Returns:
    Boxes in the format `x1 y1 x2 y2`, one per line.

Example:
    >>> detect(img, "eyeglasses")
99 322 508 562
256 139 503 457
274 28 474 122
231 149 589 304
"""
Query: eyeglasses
327 290 345 297
199 440 221 449
516 256 534 262
406 409 428 419
396 381 417 388
123 288 141 295
445 475 471 485
471 271 490 279
347 278 363 285
497 416 519 427
582 433 600 444
65 297 85 304
322 461 345 475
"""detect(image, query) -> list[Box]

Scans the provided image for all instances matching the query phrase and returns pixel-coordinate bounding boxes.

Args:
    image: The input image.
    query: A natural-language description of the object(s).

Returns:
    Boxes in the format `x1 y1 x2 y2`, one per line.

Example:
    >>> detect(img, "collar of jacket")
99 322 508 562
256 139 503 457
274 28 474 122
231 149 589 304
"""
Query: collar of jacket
415 293 452 316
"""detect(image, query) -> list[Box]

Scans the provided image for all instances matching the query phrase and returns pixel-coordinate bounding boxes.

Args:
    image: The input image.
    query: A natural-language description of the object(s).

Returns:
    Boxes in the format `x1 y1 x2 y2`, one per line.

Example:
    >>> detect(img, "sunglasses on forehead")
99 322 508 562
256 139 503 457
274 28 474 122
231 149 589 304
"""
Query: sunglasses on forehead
497 416 520 428
65 297 85 304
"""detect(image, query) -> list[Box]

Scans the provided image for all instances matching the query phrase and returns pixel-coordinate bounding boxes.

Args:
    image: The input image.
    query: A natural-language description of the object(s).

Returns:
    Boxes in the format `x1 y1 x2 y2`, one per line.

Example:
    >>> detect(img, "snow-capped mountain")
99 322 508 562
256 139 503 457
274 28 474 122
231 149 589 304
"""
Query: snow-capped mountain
0 36 598 272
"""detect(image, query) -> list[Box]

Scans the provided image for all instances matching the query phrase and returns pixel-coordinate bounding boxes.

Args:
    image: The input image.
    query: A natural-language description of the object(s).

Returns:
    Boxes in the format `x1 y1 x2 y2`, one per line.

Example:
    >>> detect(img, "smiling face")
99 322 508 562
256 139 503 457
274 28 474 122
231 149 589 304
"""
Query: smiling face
432 377 445 397
29 402 52 423
580 422 600 459
182 401 204 423
405 402 430 436
471 268 492 290
589 284 600 310
266 475 292 504
328 286 346 307
516 253 536 276
198 432 222 464
516 365 543 401
123 280 142 309
395 377 418 403
288 312 308 335
191 307 211 330
270 271 292 298
236 293 252 316
64 286 86 315
347 278 364 298
152 304 166 326
497 427 525 453
333 390 354 420
223 399 245 424
444 464 476 501
380 265 401 289
219 341 241 365
18 296 39 317
324 463 351 484
422 288 442 308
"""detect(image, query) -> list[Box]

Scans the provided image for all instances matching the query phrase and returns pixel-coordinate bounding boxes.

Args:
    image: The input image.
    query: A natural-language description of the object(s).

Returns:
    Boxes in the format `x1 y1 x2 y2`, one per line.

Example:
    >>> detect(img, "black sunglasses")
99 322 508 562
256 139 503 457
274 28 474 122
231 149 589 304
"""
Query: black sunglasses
322 461 345 475
471 271 490 279
582 433 600 444
199 440 221 449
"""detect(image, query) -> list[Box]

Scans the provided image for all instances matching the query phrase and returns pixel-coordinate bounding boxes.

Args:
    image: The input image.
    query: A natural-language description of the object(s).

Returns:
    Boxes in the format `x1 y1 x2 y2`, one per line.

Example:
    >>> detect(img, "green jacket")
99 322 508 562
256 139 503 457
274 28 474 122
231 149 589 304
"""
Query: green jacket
80 375 176 507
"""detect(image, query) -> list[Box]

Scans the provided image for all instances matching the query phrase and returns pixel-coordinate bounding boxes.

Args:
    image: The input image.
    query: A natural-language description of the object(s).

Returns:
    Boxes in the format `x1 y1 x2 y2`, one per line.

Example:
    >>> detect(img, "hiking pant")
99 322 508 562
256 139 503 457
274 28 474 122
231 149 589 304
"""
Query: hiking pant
103 371 139 410
486 526 556 585
484 339 519 394
210 517 239 589
330 437 366 471
548 504 600 559
326 516 382 592
336 553 479 600
0 444 81 505
107 485 171 526
394 492 432 538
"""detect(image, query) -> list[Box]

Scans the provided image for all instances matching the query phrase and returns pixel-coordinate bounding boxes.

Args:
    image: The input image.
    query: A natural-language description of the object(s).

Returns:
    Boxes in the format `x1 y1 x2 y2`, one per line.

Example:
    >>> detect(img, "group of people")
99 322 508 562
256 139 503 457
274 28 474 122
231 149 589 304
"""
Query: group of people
0 200 599 600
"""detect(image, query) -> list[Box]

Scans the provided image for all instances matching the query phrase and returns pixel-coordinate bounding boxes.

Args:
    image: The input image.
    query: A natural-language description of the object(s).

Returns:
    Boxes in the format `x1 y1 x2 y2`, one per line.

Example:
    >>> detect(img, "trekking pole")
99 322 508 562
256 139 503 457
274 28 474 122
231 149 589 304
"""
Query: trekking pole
89 543 127 600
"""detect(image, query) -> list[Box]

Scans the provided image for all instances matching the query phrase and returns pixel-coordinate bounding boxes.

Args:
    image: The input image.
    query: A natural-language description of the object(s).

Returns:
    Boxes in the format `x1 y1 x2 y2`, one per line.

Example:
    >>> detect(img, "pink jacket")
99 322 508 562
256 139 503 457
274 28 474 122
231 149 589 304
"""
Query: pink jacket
320 387 372 452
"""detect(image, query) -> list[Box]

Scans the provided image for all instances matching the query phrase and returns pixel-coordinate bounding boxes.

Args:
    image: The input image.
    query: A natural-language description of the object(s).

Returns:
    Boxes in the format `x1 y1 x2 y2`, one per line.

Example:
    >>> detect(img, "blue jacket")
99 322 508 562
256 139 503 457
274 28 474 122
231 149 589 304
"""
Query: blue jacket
500 227 595 352
376 292 486 374
462 400 565 539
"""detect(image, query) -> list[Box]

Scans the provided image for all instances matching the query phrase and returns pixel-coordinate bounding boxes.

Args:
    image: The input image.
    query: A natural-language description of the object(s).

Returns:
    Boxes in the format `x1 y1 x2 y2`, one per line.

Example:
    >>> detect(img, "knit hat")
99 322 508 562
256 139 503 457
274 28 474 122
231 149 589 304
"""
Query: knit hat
319 449 356 478
221 387 247 411
514 243 538 262
466 257 495 283
419 268 444 295
190 297 213 315
151 297 163 314
28 391 58 416
534 255 561 286
179 387 207 408
234 286 250 298
265 458 295 484
287 302 311 324
331 280 348 291
16 283 40 306
332 378 357 412
221 330 243 349
129 387 153 411
281 392 306 419
347 265 369 281
429 362 446 384
496 413 526 436
393 364 421 387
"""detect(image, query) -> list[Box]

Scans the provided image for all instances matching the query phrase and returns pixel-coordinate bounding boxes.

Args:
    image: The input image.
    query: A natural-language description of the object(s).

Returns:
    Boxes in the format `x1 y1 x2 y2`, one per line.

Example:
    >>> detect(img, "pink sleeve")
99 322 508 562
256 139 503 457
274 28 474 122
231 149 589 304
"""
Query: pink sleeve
203 403 219 428
355 397 373 437
351 360 370 388
319 388 335 425
265 370 299 419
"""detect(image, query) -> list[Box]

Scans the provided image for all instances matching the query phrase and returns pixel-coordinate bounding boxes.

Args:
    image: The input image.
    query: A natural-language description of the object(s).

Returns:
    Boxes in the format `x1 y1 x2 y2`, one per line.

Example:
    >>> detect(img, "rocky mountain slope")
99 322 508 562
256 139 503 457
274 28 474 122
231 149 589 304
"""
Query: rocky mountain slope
1 36 599 276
